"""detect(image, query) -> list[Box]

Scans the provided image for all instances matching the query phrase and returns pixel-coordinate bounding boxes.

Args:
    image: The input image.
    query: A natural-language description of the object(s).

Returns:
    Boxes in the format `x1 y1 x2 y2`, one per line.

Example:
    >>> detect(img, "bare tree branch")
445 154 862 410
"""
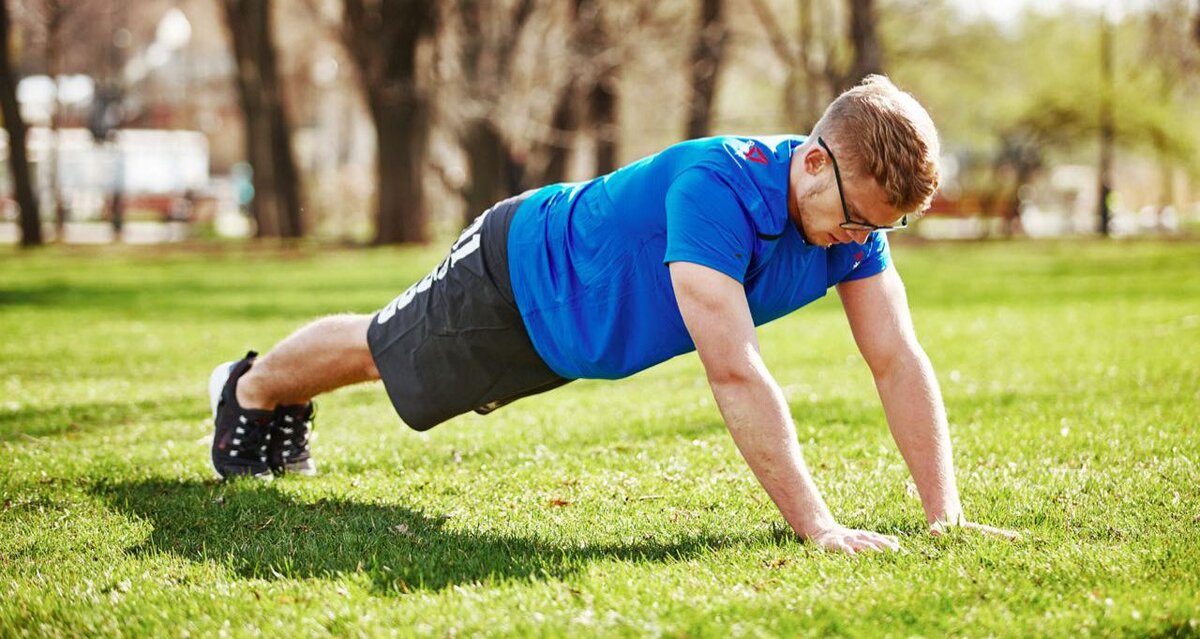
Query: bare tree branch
747 0 798 66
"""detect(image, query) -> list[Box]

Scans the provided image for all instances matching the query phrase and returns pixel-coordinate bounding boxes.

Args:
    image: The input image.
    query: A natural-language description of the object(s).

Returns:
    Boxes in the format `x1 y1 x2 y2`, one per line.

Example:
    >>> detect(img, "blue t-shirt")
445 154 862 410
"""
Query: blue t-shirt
507 135 890 380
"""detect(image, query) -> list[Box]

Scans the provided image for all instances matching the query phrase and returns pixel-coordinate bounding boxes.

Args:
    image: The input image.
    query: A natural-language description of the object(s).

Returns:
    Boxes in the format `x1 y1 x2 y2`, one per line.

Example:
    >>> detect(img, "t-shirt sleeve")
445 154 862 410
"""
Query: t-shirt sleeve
663 168 755 283
841 232 892 282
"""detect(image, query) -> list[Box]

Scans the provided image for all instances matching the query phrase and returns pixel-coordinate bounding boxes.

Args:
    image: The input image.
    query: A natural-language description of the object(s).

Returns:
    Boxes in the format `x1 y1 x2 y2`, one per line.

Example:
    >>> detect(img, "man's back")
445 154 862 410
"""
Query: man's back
507 135 889 380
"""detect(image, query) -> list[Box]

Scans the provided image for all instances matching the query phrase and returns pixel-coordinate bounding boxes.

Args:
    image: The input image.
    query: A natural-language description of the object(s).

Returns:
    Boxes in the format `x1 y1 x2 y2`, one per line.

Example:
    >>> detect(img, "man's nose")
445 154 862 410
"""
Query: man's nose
849 230 870 244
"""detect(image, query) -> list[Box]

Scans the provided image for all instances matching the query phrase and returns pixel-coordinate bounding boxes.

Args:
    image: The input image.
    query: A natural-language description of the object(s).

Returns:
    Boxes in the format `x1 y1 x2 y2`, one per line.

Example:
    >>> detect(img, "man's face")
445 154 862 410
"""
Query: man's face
787 142 906 248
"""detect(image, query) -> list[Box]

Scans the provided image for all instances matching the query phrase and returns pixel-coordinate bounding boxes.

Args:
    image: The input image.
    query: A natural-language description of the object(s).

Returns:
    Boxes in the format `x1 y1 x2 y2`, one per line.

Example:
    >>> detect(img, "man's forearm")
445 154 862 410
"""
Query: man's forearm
710 369 837 539
874 349 963 524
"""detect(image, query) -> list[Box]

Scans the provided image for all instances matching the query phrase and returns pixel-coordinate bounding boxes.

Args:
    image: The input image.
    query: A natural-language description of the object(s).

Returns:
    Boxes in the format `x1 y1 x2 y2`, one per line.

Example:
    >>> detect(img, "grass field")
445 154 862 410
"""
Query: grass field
1 239 1198 637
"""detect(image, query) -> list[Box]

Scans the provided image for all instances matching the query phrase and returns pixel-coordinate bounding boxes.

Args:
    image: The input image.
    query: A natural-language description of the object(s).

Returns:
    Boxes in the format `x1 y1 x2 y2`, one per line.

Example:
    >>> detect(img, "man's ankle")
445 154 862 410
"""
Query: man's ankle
235 370 276 411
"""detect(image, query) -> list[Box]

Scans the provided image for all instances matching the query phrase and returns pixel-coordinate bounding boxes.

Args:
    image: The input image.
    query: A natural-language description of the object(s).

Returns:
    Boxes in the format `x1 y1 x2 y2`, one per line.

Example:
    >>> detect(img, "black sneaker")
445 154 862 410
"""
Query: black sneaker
270 402 317 476
207 351 274 480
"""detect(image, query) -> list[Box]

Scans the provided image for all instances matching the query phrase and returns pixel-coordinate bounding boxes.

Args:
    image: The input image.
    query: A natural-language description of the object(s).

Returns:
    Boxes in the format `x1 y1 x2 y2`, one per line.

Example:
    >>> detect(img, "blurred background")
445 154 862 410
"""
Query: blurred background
0 0 1197 247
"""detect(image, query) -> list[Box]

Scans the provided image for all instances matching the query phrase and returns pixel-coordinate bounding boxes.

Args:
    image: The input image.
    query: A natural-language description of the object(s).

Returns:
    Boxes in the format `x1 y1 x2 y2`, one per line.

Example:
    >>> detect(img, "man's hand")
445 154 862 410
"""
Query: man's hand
930 517 1021 540
808 524 902 555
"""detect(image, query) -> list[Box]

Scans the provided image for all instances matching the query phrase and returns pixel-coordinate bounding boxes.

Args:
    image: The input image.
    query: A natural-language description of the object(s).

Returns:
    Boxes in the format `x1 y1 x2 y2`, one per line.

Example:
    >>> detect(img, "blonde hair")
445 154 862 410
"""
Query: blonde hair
812 75 941 215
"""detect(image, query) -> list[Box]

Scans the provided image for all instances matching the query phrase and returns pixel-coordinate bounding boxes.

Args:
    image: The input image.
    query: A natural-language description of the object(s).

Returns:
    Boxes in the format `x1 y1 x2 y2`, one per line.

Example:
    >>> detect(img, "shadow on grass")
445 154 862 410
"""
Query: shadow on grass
94 478 753 595
0 396 201 441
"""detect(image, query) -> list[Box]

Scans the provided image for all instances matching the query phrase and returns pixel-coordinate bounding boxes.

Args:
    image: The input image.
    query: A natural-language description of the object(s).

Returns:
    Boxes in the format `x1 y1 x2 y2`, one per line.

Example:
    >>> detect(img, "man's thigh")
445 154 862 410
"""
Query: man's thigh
366 194 570 431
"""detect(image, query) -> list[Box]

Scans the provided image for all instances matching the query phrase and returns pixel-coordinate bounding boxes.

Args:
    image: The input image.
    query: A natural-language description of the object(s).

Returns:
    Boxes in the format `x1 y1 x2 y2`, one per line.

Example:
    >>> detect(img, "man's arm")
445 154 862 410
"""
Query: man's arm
837 266 1018 538
670 261 900 554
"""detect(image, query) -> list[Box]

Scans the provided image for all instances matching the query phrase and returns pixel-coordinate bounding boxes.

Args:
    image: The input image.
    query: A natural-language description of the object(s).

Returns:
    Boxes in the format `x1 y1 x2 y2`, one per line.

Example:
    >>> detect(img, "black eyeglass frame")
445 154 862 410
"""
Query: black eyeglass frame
816 136 909 232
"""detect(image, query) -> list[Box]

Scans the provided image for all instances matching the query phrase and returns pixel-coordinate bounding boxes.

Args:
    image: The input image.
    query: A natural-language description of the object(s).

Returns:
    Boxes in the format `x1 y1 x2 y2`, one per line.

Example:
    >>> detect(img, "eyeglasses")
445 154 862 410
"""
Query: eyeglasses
816 136 908 232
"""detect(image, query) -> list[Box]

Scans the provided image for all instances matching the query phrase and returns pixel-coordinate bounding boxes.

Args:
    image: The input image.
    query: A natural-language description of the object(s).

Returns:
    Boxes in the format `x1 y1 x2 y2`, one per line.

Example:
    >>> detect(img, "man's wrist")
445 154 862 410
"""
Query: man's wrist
793 514 839 540
928 510 965 527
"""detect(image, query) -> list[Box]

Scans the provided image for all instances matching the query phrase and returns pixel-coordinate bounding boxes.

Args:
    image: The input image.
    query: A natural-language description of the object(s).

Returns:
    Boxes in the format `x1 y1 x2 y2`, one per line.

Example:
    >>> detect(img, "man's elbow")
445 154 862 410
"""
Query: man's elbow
704 357 767 391
867 341 928 381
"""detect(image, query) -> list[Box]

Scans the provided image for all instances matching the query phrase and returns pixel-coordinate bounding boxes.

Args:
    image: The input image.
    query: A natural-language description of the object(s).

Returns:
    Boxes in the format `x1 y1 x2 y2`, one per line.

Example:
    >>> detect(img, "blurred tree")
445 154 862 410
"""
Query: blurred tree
749 0 841 131
0 0 41 247
221 0 304 239
1098 14 1114 236
30 0 67 239
582 0 618 175
541 0 622 184
879 1 1199 233
793 0 834 129
684 0 726 138
991 130 1042 237
845 0 882 89
1195 2 1199 48
341 0 437 244
1141 0 1200 228
540 43 579 185
93 3 130 241
441 0 647 225
453 0 536 222
21 0 109 239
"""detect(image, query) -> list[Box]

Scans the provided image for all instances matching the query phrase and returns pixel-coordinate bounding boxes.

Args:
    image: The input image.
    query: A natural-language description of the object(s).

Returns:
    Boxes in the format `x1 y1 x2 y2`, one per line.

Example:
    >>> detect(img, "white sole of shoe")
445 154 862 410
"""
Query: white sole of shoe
208 361 235 420
284 461 318 476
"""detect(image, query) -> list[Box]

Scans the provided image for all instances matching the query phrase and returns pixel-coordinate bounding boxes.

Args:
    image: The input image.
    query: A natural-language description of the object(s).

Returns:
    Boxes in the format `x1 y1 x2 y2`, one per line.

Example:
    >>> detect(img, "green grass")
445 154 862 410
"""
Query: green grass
1 239 1198 637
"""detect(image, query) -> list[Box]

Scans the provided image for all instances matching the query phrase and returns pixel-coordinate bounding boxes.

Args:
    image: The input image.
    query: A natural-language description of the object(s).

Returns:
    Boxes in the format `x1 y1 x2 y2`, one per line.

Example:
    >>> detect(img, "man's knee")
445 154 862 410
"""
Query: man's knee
324 313 379 381
362 357 381 381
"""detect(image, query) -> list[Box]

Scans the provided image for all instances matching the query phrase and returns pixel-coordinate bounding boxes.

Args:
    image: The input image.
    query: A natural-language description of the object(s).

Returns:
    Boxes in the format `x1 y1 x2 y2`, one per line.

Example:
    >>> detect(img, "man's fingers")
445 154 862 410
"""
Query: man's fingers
870 535 902 552
861 531 900 549
814 529 902 555
846 538 876 552
876 534 901 551
852 531 899 553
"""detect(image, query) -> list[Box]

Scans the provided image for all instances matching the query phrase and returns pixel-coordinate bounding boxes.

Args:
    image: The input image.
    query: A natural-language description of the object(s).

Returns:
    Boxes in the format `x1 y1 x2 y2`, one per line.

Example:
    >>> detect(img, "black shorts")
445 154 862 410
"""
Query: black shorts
367 194 571 431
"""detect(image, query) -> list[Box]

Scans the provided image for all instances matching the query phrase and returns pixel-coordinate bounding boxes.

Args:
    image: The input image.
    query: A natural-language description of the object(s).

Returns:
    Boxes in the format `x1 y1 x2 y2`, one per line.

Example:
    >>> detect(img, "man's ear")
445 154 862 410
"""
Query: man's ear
803 147 826 176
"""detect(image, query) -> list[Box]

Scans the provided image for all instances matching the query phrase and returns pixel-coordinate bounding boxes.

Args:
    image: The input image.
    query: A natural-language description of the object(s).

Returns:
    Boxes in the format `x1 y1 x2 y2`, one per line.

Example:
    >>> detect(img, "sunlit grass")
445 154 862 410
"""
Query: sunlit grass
1 239 1198 637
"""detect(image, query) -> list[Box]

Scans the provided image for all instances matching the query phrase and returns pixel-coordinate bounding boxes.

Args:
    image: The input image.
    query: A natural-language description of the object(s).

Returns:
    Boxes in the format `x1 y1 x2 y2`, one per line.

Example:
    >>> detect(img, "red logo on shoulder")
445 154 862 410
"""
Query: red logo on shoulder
743 143 768 165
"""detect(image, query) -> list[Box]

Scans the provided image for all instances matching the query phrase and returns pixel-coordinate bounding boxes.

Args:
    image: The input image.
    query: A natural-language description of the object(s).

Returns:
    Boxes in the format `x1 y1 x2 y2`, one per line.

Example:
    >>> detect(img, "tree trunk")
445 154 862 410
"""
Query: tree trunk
49 103 66 239
1098 15 1114 237
684 0 725 139
588 69 618 174
269 90 303 238
341 0 437 245
45 0 67 240
464 120 520 222
1157 150 1173 232
797 0 823 129
455 0 535 223
221 0 304 239
541 82 579 185
782 0 805 131
1194 4 1200 49
0 1 41 247
576 0 618 174
369 94 430 244
845 0 883 89
109 154 124 241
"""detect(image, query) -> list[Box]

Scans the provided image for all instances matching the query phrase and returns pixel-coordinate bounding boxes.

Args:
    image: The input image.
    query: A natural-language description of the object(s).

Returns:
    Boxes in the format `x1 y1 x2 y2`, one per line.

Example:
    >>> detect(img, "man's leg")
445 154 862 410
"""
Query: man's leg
235 313 380 411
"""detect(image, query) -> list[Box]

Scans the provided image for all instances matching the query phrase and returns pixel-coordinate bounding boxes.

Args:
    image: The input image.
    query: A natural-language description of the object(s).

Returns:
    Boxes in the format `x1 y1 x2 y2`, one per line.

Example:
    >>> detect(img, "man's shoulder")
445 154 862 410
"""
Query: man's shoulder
670 134 803 169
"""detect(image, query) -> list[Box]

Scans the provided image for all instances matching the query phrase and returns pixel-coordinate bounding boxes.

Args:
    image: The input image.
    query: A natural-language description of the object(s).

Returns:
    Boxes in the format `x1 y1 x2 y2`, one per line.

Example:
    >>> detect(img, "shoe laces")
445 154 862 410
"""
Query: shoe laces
230 413 272 464
275 404 314 460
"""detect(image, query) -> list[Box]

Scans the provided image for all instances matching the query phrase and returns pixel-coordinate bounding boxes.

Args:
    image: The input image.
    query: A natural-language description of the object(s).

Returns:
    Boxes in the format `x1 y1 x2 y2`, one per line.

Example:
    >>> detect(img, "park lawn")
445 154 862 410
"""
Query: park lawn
1 238 1198 638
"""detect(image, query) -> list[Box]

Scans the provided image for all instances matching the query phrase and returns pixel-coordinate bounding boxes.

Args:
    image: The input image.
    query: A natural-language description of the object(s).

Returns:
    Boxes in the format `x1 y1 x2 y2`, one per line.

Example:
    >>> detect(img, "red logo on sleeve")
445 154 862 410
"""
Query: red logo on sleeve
743 143 769 165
